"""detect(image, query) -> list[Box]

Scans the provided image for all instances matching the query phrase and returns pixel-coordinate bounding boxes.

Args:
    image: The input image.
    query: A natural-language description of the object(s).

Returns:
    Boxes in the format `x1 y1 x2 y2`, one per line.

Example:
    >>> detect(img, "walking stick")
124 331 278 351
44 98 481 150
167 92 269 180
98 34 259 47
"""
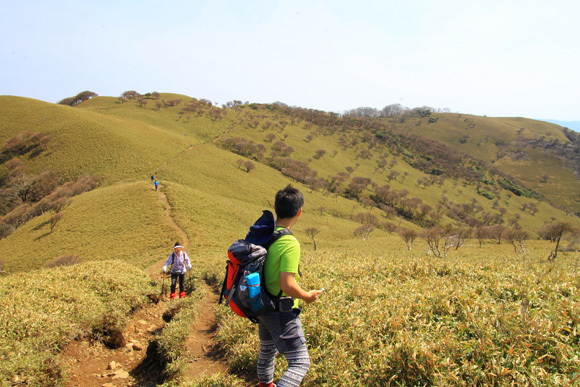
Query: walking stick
187 269 192 295
161 271 166 296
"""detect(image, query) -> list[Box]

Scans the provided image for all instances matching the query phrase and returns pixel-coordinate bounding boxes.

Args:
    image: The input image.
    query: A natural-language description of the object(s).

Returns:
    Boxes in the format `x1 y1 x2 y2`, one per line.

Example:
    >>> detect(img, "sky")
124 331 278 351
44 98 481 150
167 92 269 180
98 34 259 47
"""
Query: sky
1 0 579 122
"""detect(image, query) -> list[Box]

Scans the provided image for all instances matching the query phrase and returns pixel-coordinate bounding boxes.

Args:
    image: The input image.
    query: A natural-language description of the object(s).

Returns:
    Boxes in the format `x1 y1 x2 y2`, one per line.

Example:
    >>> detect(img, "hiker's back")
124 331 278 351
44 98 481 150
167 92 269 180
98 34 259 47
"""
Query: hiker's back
263 227 300 300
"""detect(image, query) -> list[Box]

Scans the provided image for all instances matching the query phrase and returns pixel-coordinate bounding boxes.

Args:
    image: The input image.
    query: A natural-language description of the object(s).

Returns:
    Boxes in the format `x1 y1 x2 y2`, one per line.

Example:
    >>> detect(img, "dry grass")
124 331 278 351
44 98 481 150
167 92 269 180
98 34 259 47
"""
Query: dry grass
0 260 154 385
213 243 580 386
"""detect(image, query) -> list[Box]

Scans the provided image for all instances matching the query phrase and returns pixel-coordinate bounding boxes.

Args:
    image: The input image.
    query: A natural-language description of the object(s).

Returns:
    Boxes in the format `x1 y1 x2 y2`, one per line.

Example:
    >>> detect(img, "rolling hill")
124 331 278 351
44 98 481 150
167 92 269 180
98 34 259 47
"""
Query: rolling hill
1 92 579 386
0 93 578 274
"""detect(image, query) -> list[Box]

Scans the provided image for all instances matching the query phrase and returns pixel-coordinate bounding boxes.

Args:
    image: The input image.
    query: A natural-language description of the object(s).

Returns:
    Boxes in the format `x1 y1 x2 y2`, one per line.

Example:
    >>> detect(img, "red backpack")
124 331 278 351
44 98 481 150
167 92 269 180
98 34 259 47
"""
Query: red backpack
218 211 291 322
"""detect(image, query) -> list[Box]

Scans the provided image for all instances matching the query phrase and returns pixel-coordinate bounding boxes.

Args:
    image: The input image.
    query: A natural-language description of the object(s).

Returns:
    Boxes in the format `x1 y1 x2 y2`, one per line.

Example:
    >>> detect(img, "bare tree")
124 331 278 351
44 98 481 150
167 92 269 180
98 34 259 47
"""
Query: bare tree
504 228 529 254
305 227 320 251
421 226 445 257
313 149 327 160
353 224 374 240
539 221 576 261
49 212 64 233
244 160 256 173
399 228 418 251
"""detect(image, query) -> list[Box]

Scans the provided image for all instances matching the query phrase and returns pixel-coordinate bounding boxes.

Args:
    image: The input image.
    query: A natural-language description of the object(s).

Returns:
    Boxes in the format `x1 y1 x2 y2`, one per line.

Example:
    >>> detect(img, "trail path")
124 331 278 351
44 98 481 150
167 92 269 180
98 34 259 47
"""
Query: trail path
60 185 229 386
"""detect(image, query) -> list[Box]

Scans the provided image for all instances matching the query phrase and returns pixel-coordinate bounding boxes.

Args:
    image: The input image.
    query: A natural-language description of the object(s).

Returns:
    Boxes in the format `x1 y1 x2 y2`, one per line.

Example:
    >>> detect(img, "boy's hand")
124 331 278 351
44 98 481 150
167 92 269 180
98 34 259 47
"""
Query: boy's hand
304 289 324 304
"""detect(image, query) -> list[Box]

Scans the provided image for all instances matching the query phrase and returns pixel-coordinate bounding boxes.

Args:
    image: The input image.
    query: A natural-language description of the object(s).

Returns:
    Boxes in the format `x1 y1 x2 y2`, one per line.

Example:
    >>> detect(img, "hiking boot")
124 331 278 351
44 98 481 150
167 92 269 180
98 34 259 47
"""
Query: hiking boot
179 291 186 298
170 292 176 299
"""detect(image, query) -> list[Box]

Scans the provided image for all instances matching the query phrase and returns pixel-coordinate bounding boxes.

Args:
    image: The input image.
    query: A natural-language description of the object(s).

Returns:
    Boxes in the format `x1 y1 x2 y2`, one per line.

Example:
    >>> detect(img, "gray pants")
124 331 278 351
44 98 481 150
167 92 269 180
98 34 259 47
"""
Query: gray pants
257 310 311 387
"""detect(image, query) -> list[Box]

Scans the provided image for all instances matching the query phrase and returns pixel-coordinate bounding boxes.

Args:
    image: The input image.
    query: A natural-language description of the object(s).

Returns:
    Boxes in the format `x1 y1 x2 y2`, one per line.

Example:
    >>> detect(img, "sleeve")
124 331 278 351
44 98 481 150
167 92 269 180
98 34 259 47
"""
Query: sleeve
163 254 173 268
279 238 300 274
184 252 192 269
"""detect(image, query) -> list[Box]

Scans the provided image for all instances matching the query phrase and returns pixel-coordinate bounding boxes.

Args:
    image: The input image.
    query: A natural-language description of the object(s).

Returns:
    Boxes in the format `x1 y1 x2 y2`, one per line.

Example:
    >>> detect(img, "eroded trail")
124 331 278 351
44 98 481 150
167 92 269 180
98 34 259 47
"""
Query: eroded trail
181 290 228 382
60 186 228 386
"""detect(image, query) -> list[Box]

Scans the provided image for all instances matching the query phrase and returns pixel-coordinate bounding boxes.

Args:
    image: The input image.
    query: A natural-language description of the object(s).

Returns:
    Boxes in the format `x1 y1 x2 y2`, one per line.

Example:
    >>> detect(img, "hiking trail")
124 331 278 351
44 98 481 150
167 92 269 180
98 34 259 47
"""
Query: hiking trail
59 185 229 386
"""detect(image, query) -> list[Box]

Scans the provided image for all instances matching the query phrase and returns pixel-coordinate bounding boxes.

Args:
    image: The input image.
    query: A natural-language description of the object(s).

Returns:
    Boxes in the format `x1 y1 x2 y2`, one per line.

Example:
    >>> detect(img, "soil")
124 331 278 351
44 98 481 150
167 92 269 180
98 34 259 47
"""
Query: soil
58 186 232 386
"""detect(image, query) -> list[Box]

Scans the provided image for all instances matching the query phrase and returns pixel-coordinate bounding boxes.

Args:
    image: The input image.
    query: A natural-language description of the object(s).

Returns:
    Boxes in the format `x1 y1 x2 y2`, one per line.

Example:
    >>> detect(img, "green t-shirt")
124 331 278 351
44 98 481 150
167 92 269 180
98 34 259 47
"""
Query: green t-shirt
264 227 301 308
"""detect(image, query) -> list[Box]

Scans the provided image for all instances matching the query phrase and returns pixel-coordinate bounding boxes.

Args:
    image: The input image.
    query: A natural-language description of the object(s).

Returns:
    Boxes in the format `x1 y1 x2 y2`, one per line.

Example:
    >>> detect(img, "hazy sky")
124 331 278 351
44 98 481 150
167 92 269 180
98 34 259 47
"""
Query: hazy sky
2 0 579 120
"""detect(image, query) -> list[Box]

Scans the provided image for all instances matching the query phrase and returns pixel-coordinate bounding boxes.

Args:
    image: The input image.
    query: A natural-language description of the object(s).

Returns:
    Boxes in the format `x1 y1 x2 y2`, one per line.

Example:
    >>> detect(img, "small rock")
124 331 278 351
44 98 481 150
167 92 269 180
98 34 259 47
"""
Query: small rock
132 341 144 351
107 361 120 370
137 320 147 326
111 369 130 380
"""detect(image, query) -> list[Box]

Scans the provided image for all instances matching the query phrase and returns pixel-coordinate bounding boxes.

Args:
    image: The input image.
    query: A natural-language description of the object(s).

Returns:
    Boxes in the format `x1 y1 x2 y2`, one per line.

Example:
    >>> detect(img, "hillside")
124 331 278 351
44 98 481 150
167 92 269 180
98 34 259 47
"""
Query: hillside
391 113 580 213
0 94 578 273
1 93 579 386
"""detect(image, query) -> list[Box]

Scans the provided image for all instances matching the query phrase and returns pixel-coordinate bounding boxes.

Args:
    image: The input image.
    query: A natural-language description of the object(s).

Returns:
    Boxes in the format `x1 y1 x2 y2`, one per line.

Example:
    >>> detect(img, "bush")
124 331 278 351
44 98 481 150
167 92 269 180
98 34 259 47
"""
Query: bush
477 187 495 200
44 254 81 268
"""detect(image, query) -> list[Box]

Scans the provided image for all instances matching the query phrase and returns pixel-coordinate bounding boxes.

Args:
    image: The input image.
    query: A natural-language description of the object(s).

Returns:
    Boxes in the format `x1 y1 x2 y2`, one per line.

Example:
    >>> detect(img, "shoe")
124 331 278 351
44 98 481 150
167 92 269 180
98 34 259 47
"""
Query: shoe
170 292 176 299
179 291 186 298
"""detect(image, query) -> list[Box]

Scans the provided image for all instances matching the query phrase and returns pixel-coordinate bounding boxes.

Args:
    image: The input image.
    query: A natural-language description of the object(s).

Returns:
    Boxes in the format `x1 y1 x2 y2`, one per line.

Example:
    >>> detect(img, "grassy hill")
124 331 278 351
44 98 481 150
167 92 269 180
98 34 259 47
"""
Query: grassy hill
395 113 580 212
0 93 579 385
0 94 578 272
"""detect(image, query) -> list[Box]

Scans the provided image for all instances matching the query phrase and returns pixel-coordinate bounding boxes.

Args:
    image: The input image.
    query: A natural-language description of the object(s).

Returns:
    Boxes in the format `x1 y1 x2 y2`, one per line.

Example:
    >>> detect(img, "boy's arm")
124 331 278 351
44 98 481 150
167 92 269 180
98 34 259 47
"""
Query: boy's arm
279 272 322 304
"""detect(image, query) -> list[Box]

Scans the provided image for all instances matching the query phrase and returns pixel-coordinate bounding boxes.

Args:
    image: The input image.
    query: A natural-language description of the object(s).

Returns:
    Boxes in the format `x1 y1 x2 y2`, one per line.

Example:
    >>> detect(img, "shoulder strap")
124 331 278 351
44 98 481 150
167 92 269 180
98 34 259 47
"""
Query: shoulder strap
263 228 292 249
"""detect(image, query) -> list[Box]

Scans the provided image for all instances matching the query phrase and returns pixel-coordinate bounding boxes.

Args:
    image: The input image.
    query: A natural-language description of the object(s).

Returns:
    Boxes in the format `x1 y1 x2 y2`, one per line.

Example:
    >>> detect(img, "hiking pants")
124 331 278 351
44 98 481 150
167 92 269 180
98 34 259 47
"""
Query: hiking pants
170 273 185 293
257 310 311 387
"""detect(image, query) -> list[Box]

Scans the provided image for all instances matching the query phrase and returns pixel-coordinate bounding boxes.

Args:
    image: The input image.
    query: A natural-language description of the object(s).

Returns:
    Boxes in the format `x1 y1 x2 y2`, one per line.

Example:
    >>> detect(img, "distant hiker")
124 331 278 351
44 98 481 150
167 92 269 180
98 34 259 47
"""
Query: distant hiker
151 175 155 182
252 185 323 387
154 179 159 191
162 242 192 299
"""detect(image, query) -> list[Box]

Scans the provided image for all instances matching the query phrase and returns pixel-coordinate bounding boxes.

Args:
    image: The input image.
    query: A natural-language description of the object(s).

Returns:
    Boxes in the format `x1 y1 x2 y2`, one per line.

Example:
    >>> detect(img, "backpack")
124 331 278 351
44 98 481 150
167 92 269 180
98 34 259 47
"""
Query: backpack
218 210 292 322
168 251 184 273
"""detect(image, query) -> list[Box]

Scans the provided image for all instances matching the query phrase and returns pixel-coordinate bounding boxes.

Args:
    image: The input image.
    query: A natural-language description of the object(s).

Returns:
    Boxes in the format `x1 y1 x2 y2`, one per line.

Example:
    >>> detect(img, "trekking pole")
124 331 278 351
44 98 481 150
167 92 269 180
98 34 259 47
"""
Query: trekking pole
188 269 192 294
161 271 166 296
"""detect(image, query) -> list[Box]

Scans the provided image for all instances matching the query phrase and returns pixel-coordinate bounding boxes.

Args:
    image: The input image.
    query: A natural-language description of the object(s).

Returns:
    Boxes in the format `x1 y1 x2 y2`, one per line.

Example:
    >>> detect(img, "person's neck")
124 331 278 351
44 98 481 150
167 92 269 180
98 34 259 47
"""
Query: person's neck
276 217 295 229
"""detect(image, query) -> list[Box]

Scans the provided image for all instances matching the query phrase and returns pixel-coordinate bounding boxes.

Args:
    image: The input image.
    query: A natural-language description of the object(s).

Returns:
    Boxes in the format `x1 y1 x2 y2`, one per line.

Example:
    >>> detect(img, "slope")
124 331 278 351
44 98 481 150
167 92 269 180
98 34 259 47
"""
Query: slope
395 112 580 212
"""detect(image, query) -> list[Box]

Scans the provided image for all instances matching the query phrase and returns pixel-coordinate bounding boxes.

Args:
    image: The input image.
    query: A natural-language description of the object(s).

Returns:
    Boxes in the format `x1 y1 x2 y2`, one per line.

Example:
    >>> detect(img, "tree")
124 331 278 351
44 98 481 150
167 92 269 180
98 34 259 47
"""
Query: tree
539 221 576 261
121 90 139 100
49 212 63 233
421 226 445 257
381 104 407 117
399 228 418 251
58 91 97 106
243 160 255 173
305 227 320 251
504 228 529 254
313 149 327 160
353 224 374 240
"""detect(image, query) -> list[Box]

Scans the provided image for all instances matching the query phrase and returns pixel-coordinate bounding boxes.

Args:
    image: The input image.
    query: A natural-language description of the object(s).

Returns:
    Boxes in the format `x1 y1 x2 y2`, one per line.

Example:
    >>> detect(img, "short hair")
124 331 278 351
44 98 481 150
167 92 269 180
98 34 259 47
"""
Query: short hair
274 185 304 219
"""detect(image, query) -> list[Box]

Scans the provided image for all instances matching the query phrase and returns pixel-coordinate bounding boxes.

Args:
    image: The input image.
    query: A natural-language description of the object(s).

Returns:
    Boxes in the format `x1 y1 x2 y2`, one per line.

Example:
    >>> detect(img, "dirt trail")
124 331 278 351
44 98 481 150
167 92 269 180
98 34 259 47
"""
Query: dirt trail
60 186 228 386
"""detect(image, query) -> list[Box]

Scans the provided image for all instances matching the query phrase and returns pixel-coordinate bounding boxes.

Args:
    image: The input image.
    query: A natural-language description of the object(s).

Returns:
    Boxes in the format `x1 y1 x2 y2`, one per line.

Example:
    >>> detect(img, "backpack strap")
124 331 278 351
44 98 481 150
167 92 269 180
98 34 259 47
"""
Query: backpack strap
262 228 294 299
262 228 292 249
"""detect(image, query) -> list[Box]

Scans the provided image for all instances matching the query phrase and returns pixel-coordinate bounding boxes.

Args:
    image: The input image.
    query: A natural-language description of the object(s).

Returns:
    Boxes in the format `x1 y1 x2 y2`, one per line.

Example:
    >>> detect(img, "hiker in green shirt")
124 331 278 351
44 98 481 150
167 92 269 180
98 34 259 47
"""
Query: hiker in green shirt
256 185 323 387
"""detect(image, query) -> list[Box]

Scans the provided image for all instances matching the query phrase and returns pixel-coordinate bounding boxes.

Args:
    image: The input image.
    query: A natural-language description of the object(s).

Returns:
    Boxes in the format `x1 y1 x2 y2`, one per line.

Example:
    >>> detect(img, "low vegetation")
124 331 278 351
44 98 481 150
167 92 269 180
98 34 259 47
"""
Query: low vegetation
0 260 154 385
213 244 580 386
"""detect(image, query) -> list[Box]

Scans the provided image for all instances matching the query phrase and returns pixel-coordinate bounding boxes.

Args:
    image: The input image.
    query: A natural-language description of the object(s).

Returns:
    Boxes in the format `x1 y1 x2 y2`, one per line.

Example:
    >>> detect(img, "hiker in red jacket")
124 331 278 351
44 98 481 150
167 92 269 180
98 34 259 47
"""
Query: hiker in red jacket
162 242 192 299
